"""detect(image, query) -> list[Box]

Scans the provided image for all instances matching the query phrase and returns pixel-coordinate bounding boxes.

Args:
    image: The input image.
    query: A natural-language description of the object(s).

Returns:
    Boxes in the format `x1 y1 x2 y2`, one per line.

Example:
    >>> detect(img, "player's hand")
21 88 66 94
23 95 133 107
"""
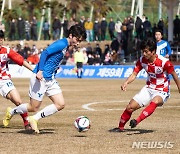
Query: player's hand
121 82 127 91
36 71 43 80
165 54 169 58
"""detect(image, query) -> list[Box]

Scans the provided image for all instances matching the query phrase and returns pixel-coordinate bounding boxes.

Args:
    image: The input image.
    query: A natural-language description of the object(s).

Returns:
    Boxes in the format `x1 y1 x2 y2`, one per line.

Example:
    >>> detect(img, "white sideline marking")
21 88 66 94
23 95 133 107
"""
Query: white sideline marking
82 100 128 111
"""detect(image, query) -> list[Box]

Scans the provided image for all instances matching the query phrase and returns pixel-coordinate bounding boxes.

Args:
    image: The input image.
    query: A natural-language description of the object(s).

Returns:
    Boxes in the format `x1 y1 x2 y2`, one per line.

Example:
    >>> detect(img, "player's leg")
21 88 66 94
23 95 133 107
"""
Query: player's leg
28 93 64 133
132 90 168 128
5 89 31 129
119 99 141 130
32 93 65 121
28 78 63 133
119 86 151 130
1 80 29 128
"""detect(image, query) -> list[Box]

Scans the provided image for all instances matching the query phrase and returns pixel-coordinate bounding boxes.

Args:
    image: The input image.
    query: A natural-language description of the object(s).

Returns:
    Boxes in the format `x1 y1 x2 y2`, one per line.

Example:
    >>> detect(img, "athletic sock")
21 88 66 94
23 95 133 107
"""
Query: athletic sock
136 102 157 124
10 103 28 115
20 112 29 126
33 104 58 121
119 109 132 130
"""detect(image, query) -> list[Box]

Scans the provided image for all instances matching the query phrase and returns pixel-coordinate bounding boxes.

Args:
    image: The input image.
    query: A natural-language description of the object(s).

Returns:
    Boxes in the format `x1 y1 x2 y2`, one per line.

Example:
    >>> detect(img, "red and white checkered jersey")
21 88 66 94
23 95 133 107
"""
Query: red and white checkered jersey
134 54 174 92
0 46 24 80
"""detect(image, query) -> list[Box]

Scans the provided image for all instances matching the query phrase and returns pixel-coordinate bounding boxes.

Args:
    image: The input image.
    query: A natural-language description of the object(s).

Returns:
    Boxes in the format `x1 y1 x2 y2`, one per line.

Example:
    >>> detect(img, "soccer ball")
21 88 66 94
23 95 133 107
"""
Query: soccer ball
74 116 90 132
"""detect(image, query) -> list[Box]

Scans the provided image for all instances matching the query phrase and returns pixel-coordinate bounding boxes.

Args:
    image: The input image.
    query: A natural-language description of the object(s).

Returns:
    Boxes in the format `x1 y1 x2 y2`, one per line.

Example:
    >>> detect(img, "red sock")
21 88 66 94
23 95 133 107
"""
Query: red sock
20 112 29 126
119 109 132 130
136 102 157 124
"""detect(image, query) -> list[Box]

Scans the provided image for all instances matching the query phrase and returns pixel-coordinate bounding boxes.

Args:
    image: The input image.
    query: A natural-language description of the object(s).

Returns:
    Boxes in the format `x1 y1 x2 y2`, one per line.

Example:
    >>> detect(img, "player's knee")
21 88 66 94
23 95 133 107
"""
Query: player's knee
14 101 22 106
56 102 65 111
126 104 135 112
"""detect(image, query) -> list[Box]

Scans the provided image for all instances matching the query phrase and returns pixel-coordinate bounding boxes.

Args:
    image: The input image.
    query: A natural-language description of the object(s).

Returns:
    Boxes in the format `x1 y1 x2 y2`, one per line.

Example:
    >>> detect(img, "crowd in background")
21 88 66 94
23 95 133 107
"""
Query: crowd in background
3 14 180 65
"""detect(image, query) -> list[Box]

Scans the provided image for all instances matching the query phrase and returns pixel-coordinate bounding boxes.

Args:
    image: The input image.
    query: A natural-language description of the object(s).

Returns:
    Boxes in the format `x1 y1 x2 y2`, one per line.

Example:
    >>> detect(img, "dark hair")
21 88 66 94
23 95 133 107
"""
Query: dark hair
140 39 157 52
68 24 86 40
0 30 4 38
155 29 163 35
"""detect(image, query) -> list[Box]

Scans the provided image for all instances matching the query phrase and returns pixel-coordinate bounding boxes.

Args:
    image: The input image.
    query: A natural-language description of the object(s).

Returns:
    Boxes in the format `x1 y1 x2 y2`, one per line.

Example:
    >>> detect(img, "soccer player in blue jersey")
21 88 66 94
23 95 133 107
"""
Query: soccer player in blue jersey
155 29 172 58
3 24 87 133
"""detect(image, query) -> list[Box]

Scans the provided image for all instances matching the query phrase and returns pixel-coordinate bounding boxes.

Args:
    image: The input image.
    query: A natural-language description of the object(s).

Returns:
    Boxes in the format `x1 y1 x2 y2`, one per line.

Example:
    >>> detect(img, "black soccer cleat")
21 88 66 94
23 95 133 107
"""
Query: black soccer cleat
129 119 137 128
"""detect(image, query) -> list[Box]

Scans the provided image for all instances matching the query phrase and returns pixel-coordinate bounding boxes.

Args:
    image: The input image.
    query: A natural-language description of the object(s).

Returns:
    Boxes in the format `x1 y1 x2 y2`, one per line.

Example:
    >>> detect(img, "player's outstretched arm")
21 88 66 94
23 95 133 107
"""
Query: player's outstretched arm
121 72 137 91
23 60 33 71
171 71 180 93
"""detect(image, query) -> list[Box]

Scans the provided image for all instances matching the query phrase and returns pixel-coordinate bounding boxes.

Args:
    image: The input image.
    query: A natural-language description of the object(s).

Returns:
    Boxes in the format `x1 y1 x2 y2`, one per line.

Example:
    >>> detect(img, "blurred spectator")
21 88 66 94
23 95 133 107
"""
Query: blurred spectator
143 17 152 39
135 16 143 40
127 16 134 41
86 43 93 55
67 17 76 30
79 16 86 28
101 17 107 41
62 17 68 37
104 51 112 65
93 18 101 41
115 19 122 42
52 16 61 40
173 15 180 41
31 16 38 40
93 43 102 58
87 53 94 65
93 54 101 65
102 44 111 62
108 17 115 40
25 20 31 41
84 18 93 42
27 45 39 64
22 43 31 59
157 18 164 33
43 19 50 40
0 20 5 33
9 19 16 41
152 23 158 38
17 17 24 40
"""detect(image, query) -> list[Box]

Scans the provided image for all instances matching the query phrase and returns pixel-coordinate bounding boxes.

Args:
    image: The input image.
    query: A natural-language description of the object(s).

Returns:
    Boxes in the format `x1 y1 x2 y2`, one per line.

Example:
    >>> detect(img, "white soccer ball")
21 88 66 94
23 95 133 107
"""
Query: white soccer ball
74 116 90 132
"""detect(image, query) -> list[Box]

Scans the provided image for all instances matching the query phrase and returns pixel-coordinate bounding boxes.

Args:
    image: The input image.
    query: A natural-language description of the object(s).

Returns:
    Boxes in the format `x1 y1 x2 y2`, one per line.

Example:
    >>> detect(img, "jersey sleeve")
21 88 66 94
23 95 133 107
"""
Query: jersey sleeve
133 59 143 74
38 49 48 71
163 60 174 74
46 39 67 55
8 49 24 66
166 42 172 55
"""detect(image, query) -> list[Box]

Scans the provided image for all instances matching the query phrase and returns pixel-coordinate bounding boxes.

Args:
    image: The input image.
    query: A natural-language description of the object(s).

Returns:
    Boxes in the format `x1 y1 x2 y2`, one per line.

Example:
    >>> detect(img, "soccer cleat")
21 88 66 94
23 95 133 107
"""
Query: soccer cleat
129 119 137 128
28 116 39 133
3 107 13 127
24 123 32 130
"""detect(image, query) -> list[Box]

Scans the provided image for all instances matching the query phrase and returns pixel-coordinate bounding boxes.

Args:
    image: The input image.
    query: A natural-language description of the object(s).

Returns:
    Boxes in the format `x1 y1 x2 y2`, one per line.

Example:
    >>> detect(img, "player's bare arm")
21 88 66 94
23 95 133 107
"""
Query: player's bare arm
23 60 33 71
121 72 137 91
171 71 180 93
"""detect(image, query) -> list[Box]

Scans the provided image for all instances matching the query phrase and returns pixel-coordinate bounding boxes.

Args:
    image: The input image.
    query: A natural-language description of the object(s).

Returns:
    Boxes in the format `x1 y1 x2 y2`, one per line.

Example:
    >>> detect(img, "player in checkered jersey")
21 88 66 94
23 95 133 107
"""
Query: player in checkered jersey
0 30 33 129
116 39 180 131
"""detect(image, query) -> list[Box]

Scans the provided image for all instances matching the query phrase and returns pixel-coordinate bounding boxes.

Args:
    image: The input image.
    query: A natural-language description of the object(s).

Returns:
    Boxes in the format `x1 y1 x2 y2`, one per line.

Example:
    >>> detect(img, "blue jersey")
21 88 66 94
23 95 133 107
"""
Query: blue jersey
33 38 68 80
156 40 172 57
